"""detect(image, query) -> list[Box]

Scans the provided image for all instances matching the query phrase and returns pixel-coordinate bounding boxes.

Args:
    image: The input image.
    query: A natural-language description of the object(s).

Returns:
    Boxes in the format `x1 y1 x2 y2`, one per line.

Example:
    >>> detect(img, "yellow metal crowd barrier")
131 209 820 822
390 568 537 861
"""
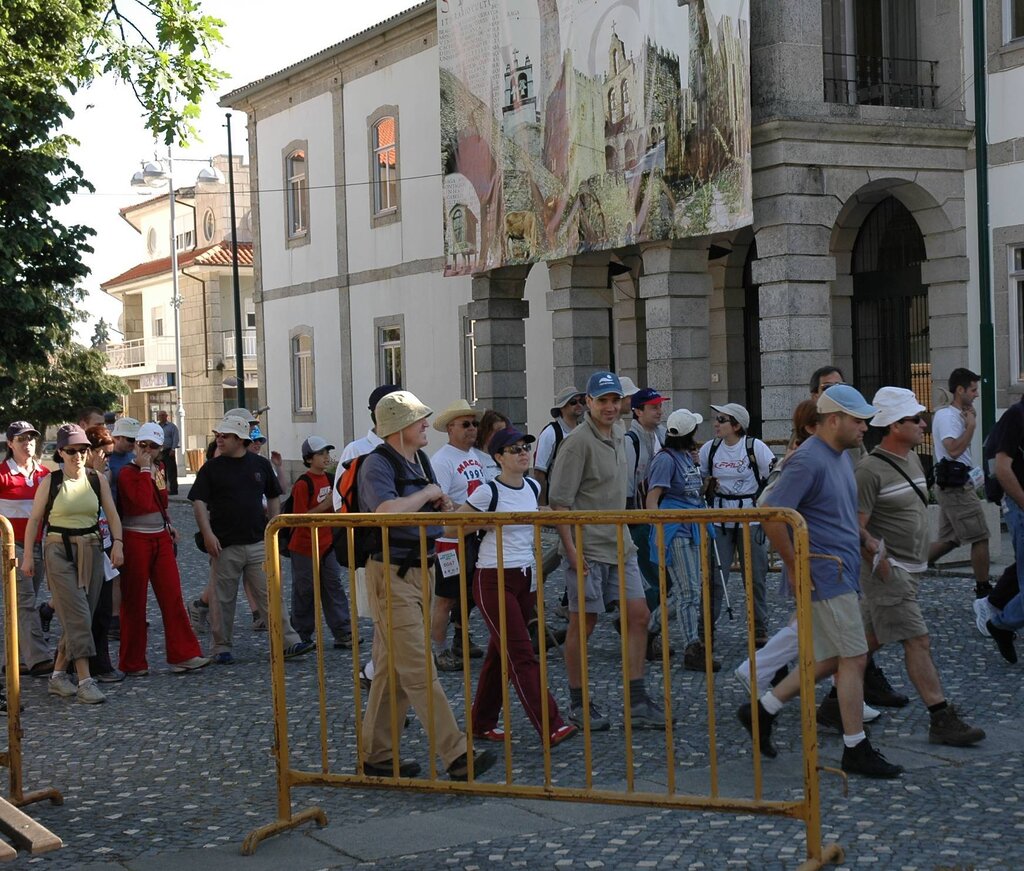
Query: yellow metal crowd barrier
0 516 63 859
246 507 843 870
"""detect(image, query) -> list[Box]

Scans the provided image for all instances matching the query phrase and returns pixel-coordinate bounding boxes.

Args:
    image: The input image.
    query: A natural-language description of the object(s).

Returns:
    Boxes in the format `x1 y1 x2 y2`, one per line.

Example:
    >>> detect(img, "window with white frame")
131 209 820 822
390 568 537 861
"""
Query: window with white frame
461 313 478 404
377 323 403 386
285 148 309 238
1012 246 1024 381
372 117 398 215
1008 0 1024 42
152 306 165 338
174 229 194 251
291 330 314 414
245 299 256 329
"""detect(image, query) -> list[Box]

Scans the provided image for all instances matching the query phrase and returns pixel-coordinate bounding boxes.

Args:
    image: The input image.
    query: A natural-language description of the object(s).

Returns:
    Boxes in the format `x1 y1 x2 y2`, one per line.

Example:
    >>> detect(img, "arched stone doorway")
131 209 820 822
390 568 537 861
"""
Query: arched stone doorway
850 195 931 458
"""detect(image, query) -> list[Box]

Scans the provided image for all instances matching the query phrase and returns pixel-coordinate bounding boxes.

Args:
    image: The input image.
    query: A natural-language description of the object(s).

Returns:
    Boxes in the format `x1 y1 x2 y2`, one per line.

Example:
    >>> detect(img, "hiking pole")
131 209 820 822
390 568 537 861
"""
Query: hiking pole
709 532 734 621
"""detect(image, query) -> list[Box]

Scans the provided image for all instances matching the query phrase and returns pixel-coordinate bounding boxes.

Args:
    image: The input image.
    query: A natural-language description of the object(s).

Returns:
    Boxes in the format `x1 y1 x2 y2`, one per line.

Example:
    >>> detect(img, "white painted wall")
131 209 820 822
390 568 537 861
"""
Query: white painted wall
343 48 445 274
255 91 339 291
260 287 345 456
987 65 1024 144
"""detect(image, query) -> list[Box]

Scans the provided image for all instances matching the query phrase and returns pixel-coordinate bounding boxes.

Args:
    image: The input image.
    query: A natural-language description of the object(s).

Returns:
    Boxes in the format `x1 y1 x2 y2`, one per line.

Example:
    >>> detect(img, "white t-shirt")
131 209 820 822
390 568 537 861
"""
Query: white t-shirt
474 447 499 482
931 406 973 466
533 418 572 473
698 437 776 508
432 443 487 503
466 476 540 570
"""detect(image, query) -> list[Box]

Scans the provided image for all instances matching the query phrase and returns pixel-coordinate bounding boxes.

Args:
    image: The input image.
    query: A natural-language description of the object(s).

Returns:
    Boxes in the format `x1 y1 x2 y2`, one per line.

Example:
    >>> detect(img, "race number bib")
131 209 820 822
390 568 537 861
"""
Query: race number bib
436 538 461 578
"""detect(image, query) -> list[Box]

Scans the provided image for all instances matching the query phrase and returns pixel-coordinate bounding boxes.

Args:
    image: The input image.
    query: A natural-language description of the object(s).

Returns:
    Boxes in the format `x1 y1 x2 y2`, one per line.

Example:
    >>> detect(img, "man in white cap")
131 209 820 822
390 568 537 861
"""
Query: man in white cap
549 371 667 732
356 390 496 780
429 400 486 671
533 386 584 505
108 417 141 504
832 387 984 748
189 416 315 664
741 384 903 779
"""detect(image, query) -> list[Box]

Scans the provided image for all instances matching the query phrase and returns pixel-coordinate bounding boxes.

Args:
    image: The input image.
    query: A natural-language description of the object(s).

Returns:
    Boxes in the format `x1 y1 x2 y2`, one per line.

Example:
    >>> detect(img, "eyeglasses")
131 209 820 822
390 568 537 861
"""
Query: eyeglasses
567 397 584 406
62 447 89 456
503 445 532 455
138 440 160 449
457 420 478 429
898 415 923 425
714 416 734 425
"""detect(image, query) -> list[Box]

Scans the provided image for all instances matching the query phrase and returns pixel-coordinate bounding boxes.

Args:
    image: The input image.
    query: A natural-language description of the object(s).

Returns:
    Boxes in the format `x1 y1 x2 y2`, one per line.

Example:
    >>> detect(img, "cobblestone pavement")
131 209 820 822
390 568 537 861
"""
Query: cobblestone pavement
6 502 1021 869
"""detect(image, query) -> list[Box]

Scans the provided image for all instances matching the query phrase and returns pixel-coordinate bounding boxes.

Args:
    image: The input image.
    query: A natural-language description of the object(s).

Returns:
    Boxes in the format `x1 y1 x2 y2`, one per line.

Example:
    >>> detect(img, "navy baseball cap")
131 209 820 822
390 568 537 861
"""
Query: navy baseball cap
368 384 402 412
586 371 623 398
487 427 536 457
6 421 40 441
630 388 668 410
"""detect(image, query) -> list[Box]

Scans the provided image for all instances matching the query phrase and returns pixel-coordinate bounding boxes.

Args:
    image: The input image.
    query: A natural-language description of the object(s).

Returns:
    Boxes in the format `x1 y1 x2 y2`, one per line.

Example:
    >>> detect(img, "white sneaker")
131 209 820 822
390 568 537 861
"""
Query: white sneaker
973 597 993 637
734 666 751 693
862 702 881 722
170 656 211 673
48 673 77 698
76 678 106 705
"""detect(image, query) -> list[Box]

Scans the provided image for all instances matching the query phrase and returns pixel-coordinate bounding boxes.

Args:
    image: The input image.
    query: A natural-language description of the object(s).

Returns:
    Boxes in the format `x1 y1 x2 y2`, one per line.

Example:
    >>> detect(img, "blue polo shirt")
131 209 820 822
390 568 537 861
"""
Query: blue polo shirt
762 435 861 601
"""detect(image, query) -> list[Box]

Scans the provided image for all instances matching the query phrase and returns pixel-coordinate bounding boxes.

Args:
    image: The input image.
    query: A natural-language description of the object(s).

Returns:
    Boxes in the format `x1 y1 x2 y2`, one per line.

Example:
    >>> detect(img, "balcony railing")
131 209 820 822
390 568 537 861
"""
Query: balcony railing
823 52 938 110
223 329 257 360
105 337 176 372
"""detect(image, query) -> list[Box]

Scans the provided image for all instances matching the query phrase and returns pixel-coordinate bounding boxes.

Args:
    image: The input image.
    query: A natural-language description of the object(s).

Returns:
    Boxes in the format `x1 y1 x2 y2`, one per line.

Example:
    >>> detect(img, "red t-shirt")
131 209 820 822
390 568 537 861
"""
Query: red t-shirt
0 459 50 542
287 471 333 557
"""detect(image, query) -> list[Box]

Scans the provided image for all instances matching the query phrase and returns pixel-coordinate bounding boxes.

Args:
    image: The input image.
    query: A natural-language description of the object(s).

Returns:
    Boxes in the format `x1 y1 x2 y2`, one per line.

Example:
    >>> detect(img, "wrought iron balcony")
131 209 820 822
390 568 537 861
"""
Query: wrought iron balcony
823 52 938 110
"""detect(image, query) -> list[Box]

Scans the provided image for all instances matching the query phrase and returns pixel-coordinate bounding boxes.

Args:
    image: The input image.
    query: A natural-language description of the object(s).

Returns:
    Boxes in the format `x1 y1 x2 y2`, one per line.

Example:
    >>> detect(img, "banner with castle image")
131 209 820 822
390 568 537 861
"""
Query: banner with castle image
438 0 752 275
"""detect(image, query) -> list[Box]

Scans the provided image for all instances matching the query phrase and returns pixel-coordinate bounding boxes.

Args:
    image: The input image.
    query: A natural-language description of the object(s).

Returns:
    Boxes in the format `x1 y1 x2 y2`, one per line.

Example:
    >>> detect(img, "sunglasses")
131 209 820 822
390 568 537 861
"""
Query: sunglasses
62 447 89 456
13 434 35 443
714 415 735 425
456 420 478 429
567 397 584 406
138 440 160 449
503 445 532 455
898 415 923 424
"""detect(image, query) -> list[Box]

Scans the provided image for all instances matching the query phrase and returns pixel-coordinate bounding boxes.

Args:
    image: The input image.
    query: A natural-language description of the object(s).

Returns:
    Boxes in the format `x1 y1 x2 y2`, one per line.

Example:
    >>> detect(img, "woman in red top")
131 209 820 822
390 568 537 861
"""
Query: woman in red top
116 422 208 675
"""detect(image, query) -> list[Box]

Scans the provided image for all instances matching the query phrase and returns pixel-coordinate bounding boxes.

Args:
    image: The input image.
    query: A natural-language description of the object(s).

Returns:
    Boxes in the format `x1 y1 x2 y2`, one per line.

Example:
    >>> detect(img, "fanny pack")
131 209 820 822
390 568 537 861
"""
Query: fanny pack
934 458 971 490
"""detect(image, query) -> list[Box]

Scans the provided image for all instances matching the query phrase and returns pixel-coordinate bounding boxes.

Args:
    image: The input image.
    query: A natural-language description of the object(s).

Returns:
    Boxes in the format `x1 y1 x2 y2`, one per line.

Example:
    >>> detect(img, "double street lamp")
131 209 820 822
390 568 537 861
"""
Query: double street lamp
130 154 222 471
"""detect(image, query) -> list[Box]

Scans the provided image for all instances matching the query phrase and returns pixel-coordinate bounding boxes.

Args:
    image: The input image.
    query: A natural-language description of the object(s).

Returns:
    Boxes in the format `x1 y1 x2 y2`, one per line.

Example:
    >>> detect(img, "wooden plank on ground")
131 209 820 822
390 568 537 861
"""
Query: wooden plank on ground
0 797 61 855
0 839 15 862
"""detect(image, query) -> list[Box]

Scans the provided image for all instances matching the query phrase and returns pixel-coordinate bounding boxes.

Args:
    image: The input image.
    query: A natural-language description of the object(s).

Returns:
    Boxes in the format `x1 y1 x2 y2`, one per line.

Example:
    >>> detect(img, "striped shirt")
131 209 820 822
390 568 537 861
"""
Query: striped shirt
0 458 49 541
855 448 929 573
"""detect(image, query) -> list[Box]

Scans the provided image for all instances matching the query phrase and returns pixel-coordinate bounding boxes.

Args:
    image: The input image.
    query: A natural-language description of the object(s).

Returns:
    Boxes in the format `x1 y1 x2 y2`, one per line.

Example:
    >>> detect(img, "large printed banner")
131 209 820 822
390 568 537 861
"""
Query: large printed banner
438 0 752 275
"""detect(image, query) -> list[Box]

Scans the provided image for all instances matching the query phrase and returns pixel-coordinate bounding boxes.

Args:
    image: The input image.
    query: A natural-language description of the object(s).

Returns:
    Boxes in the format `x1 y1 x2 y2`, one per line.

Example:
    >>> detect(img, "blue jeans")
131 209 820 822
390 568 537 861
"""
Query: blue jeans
992 500 1024 630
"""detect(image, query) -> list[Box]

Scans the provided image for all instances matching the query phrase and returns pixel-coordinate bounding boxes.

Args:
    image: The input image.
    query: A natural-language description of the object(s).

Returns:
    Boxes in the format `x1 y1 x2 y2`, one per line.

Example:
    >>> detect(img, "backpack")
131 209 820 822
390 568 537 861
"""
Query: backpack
331 444 436 570
537 420 566 501
983 402 1024 504
43 468 103 530
482 477 541 512
706 436 770 499
278 473 316 559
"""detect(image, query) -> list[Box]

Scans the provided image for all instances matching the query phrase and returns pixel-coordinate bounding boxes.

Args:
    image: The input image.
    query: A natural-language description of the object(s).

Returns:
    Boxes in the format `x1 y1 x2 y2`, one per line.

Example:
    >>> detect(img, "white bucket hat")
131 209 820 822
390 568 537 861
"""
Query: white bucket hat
870 387 927 428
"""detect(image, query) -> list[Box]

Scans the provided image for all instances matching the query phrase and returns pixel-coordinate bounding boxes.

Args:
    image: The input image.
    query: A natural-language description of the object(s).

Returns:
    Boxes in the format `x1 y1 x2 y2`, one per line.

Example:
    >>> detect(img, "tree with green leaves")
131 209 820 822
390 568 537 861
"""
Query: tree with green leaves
0 345 125 436
90 317 112 349
0 0 225 410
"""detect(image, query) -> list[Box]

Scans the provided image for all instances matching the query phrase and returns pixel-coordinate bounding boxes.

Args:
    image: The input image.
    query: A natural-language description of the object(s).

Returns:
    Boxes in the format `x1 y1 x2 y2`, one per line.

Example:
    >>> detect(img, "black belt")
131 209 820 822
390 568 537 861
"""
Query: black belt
369 551 435 578
48 524 99 561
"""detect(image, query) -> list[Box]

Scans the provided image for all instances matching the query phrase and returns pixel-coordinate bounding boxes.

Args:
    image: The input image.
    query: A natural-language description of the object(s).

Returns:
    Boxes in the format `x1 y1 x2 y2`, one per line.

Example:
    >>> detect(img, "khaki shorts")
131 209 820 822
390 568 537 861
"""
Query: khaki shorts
810 593 868 661
566 555 646 614
859 564 928 645
936 486 989 546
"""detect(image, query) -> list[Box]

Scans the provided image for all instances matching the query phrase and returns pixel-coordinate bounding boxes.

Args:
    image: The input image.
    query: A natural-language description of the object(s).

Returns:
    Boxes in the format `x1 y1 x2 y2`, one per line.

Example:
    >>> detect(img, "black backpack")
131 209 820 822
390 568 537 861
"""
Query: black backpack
43 468 103 529
983 402 1024 504
331 444 436 571
537 420 566 502
706 436 769 499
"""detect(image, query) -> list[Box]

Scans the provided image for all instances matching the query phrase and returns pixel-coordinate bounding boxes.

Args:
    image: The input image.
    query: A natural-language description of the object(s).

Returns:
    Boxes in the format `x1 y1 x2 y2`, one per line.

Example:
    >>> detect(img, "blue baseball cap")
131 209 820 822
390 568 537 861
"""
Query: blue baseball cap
817 384 876 419
487 427 536 457
586 371 623 398
249 426 267 443
630 388 668 410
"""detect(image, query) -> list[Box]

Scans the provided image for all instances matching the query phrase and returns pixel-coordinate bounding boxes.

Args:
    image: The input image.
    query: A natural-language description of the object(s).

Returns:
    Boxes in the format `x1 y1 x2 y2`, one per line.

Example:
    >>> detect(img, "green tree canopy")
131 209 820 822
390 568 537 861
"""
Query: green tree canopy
0 0 225 398
0 344 125 436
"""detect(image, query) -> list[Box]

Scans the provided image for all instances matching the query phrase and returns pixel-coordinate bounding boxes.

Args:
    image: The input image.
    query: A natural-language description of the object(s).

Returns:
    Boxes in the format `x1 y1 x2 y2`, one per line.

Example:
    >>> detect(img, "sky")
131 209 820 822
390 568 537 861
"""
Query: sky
62 0 422 343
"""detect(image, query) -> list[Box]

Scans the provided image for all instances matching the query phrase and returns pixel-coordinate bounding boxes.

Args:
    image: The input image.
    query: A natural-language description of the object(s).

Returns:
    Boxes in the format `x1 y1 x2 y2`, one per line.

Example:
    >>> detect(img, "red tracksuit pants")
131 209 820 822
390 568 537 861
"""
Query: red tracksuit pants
119 530 202 672
471 567 565 739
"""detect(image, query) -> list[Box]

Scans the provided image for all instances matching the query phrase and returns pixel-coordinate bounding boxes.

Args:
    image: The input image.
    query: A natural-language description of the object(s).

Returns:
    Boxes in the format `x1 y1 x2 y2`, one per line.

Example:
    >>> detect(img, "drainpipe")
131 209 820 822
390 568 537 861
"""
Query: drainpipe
973 0 996 434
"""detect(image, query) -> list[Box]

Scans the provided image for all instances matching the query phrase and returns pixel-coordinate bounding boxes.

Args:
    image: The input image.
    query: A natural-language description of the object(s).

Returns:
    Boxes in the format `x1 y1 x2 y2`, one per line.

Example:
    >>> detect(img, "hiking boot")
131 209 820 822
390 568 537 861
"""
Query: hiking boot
929 704 986 747
737 699 778 759
48 673 77 698
187 599 208 633
334 632 353 649
973 598 993 637
986 620 1017 664
841 738 903 778
569 699 611 732
170 656 211 673
453 634 483 659
434 648 462 672
816 695 844 732
646 632 674 661
630 697 669 730
683 641 721 673
76 678 106 705
447 748 498 781
863 659 909 707
95 670 126 683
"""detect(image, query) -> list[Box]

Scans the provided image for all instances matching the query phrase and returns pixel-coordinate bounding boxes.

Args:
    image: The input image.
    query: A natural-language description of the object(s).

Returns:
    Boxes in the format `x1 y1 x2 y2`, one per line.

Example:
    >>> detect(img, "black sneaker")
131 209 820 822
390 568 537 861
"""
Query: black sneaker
737 700 778 758
38 602 54 633
841 738 903 778
363 758 421 778
986 620 1018 664
815 695 844 732
975 581 994 600
863 659 909 708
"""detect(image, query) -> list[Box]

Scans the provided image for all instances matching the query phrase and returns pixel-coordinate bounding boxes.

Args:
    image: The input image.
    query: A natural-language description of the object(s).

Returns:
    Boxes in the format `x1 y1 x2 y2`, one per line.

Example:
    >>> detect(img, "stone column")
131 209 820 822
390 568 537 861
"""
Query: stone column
468 265 531 427
639 240 712 433
611 253 645 386
752 224 837 441
546 254 613 393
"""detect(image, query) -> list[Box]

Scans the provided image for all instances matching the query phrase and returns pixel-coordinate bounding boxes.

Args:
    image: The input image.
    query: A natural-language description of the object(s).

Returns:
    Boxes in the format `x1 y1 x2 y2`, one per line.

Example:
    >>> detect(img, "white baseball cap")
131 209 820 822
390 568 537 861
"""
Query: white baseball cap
301 436 335 458
136 422 164 446
666 409 703 437
111 417 141 439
